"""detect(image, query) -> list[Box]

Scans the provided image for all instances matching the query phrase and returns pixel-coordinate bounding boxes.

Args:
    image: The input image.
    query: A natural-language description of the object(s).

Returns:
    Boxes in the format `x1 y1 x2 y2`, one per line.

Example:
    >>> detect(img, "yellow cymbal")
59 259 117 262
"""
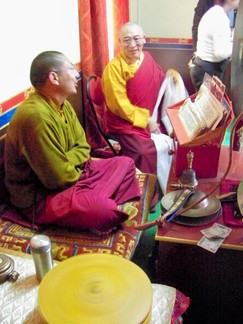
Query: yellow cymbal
38 254 152 324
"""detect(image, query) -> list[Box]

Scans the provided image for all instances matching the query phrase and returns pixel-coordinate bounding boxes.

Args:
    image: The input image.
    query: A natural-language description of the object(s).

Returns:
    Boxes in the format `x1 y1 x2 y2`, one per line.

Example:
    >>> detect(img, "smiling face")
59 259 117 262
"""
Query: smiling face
119 23 145 63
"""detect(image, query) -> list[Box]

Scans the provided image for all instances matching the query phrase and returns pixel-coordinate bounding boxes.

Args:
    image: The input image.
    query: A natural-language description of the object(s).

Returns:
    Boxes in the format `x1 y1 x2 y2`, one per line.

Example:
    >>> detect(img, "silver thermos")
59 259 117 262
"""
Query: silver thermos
30 234 53 282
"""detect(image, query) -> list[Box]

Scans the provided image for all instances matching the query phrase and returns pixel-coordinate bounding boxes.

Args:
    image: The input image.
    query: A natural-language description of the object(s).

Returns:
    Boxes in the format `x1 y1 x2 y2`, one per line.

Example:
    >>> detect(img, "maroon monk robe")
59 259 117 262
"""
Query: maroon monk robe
23 157 140 233
126 52 165 117
106 51 165 139
107 51 165 175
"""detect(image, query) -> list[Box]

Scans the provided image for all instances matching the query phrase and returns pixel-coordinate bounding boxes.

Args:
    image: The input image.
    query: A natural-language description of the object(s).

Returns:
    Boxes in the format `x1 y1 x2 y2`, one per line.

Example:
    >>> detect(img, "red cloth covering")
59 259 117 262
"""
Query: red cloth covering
106 51 165 138
23 157 140 233
220 179 243 227
172 289 190 324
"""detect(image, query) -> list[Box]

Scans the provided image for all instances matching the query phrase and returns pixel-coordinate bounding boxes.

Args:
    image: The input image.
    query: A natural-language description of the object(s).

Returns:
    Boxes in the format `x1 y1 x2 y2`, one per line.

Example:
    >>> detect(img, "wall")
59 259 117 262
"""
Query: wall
0 0 200 135
130 0 197 38
129 0 198 94
0 0 80 135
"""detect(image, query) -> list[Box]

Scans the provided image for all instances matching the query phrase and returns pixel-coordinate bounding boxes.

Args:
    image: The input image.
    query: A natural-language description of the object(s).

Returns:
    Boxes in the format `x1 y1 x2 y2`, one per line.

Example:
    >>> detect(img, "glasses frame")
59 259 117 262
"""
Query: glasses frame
121 36 144 46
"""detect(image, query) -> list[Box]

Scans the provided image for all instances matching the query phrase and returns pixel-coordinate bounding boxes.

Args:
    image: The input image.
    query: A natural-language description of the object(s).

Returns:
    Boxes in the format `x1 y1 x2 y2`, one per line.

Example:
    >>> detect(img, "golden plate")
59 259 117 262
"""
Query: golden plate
161 190 221 218
38 253 152 324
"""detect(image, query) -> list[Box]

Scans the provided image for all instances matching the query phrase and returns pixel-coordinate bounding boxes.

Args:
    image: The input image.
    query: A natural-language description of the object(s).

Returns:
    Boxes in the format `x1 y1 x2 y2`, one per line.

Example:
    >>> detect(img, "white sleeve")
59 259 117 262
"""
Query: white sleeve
212 14 233 61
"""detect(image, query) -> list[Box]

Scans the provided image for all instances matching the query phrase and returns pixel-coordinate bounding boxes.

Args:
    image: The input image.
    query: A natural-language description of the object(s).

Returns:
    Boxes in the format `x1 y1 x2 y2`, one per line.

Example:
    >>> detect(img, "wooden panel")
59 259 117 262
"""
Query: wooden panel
146 47 195 95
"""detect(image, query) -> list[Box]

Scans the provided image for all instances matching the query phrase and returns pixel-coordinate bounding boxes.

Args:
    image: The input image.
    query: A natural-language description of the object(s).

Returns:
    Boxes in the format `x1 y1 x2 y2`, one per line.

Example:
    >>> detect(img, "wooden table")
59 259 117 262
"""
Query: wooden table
155 146 243 323
155 146 243 250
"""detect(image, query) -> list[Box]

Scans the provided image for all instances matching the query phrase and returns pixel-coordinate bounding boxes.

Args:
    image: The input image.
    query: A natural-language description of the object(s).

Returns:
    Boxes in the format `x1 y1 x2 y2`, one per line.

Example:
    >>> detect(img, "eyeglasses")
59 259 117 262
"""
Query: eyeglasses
122 36 143 45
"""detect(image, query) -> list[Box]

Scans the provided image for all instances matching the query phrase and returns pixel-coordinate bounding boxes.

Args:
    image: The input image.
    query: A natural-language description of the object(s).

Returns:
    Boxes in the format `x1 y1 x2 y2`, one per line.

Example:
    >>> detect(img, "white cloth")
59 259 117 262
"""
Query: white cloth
0 253 176 324
0 255 42 323
151 133 173 194
152 284 176 324
151 72 188 193
196 5 233 62
152 73 188 135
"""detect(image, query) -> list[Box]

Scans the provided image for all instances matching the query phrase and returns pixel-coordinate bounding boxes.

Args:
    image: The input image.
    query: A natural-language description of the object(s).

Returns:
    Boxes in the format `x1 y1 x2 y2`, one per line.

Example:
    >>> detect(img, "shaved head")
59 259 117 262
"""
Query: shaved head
119 22 144 39
30 51 67 88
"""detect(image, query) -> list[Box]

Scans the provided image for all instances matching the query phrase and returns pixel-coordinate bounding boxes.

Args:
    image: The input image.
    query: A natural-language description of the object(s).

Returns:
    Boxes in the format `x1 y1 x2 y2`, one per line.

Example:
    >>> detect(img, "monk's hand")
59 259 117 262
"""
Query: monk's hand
166 68 180 84
147 118 160 134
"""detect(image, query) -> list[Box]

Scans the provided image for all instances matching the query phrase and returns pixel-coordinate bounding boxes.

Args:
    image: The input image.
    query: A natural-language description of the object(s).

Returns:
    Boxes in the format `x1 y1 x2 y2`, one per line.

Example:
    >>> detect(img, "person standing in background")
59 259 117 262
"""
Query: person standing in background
192 0 215 53
190 0 239 91
192 0 236 52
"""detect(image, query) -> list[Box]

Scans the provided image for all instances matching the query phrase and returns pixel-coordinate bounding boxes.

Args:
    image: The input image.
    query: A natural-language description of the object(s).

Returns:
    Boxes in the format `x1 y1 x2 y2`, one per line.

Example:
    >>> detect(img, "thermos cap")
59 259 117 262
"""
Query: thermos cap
30 234 51 253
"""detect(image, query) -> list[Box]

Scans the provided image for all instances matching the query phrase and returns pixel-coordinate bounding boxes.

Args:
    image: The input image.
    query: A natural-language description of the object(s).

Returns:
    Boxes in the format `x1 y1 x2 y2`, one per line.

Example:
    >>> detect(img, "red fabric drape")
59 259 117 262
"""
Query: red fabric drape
78 0 129 151
78 0 109 150
113 0 129 56
78 0 109 79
